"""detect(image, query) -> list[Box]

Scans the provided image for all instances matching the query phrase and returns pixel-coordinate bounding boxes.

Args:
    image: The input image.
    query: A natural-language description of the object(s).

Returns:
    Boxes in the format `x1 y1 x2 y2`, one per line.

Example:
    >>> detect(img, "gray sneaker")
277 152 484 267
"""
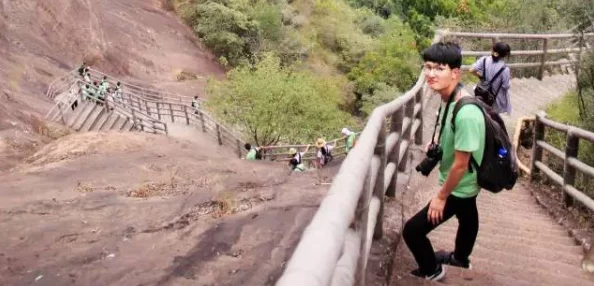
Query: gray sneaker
410 264 446 281
435 251 472 269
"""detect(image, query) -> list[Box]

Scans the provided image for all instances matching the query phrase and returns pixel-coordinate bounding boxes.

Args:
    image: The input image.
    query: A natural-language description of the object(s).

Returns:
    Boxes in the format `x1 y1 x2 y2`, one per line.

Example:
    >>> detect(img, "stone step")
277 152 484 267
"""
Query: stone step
431 225 578 249
93 110 112 131
72 103 98 131
80 105 105 132
109 115 124 131
66 101 92 128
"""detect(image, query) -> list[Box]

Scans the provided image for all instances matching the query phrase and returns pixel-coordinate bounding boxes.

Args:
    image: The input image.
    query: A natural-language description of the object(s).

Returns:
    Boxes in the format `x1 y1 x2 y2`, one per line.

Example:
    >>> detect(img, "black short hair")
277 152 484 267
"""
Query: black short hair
103 76 107 79
422 42 462 69
492 42 511 62
244 143 252 150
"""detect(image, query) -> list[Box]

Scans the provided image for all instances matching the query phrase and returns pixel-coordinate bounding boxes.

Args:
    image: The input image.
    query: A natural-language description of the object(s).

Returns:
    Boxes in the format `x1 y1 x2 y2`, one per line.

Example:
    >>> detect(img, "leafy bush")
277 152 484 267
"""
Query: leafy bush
206 54 355 145
348 18 419 98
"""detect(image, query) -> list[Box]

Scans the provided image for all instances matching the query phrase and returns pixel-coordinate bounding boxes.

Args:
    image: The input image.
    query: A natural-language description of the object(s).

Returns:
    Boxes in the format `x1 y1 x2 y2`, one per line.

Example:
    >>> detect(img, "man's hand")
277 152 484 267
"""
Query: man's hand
428 196 446 225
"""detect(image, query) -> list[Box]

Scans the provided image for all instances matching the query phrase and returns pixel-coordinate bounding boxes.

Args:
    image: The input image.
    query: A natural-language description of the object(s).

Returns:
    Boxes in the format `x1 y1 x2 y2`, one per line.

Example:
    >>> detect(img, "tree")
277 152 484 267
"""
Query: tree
206 54 355 146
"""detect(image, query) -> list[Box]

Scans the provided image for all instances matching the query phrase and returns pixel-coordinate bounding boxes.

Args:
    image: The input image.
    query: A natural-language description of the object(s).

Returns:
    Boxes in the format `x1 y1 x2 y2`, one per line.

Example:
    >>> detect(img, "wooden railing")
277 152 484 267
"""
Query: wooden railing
530 111 594 211
276 30 431 284
440 30 594 79
45 79 168 135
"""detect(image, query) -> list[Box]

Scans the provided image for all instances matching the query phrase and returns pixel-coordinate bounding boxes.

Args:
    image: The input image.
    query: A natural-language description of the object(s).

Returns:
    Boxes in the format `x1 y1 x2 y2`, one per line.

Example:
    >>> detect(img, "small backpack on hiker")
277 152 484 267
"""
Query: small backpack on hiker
452 97 518 193
320 145 333 165
474 58 507 107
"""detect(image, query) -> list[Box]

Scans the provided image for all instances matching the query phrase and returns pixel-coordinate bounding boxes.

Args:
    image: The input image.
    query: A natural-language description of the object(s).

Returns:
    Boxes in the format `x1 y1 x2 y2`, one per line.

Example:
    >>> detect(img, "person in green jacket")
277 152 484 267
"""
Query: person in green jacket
244 143 266 161
342 128 357 152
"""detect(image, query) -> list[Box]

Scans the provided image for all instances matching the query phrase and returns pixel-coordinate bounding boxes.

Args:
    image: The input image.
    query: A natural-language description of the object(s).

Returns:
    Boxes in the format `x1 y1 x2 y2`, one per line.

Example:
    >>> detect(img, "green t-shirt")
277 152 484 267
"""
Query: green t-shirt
246 148 258 161
346 133 356 152
438 99 486 198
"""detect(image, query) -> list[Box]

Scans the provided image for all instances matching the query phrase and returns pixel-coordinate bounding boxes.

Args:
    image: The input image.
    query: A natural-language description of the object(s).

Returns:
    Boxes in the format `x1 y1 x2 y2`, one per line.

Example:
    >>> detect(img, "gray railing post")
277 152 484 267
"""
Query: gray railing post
563 129 579 207
216 124 223 145
538 38 549 80
236 139 242 158
386 108 404 197
414 87 425 145
355 169 372 286
156 102 162 120
531 112 546 182
373 126 386 240
200 112 206 132
398 100 414 172
184 105 190 125
169 103 174 122
145 100 151 116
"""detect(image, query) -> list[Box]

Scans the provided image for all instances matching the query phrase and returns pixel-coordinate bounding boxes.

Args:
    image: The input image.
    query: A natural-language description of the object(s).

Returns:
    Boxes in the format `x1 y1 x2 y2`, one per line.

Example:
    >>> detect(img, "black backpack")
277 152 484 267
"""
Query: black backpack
474 58 507 106
320 145 333 164
452 97 518 193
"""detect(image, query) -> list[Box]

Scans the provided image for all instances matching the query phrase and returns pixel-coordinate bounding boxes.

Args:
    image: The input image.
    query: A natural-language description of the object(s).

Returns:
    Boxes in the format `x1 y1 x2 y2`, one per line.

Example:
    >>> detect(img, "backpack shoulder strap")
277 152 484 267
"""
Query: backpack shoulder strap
452 97 485 173
488 65 507 84
481 57 487 80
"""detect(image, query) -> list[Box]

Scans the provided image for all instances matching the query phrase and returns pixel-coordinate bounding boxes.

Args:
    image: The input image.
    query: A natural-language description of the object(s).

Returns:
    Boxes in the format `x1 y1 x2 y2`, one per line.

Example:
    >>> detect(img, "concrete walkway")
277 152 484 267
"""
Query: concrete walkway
389 74 594 285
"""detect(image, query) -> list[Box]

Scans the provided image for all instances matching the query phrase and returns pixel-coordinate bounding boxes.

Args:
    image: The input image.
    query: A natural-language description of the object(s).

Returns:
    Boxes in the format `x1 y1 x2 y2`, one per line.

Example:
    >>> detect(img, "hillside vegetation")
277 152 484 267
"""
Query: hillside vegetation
167 0 578 144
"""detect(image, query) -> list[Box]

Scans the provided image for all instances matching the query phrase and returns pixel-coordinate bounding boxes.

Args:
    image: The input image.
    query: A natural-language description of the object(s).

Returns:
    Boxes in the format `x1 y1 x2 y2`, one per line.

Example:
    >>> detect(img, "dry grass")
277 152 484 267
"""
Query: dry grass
175 70 198 81
127 182 169 198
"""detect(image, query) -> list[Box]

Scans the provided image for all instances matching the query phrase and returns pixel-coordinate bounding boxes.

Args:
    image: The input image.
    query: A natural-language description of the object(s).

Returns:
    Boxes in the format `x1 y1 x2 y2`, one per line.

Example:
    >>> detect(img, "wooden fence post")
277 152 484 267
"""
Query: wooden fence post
538 38 549 80
216 124 223 145
355 170 372 286
184 105 190 125
386 108 404 198
398 100 414 172
169 103 174 122
236 139 242 158
414 87 424 145
563 129 579 207
145 100 151 116
373 126 386 240
156 102 162 120
200 112 206 132
530 112 546 182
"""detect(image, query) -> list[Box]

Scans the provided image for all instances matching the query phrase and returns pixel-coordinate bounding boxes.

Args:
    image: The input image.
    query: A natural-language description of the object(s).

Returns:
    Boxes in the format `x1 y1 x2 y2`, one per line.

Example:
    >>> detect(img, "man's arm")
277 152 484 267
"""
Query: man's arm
437 150 471 200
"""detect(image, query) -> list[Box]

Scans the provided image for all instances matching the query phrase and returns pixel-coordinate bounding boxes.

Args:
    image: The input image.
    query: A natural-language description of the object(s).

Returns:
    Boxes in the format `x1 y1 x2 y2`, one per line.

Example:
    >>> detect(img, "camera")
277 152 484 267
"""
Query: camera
415 143 443 176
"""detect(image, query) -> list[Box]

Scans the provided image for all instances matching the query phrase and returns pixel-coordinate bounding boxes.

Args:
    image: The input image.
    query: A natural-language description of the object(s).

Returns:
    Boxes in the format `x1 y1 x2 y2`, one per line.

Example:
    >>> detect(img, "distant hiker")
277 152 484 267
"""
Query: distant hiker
402 42 486 281
244 143 265 161
82 84 93 100
315 138 334 168
83 69 92 84
470 42 512 114
288 145 310 172
78 62 87 77
113 82 122 102
342 128 357 153
191 96 200 114
98 77 109 102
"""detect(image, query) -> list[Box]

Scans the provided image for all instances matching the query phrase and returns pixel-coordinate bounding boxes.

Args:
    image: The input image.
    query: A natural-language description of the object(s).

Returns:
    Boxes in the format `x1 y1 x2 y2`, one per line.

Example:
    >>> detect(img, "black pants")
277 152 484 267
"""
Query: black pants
402 195 479 275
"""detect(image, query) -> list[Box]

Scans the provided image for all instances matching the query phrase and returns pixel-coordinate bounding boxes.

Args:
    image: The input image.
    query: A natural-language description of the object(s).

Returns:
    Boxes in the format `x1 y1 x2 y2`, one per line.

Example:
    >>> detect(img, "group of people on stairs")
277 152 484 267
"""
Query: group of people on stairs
75 63 122 109
243 127 358 172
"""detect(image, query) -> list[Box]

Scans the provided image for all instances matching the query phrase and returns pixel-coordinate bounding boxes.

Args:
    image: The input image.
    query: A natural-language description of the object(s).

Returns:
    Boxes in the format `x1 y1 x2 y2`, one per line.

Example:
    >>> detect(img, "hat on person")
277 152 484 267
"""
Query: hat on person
341 128 351 136
315 138 326 148
289 148 297 155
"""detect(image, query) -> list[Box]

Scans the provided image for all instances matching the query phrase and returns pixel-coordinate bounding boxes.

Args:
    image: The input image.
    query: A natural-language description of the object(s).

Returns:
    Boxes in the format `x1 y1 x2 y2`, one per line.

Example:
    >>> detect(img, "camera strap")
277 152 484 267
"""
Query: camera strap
430 83 462 145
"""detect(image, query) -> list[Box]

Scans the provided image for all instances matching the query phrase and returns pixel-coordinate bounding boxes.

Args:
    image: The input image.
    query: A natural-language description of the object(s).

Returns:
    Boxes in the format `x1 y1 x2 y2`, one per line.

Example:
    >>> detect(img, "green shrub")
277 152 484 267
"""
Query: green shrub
206 54 355 145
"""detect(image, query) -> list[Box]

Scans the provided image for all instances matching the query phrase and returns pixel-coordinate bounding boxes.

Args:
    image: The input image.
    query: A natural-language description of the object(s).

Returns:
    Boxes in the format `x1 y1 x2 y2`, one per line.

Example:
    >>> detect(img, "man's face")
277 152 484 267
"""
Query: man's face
423 61 460 92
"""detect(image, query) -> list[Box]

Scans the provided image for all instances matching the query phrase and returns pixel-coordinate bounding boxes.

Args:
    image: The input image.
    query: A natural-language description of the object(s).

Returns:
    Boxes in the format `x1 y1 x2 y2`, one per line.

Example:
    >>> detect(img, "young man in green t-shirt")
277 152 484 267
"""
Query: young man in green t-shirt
402 42 486 281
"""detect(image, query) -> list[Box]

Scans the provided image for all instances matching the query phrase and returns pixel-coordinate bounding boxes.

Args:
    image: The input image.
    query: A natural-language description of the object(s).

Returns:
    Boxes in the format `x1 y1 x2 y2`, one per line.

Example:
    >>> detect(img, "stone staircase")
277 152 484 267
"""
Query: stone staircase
389 72 593 285
464 73 576 135
63 100 135 132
